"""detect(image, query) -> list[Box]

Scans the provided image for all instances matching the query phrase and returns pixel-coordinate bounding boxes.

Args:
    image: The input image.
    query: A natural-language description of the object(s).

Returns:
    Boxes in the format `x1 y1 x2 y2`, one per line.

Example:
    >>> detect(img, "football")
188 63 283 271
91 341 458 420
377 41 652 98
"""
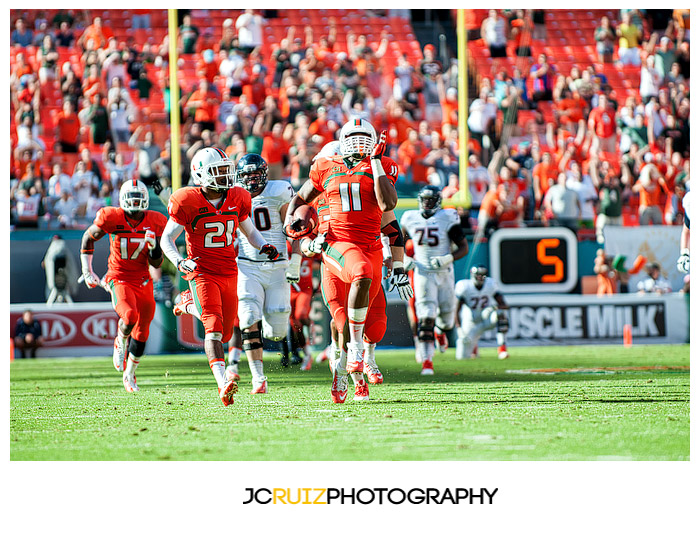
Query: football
287 204 319 238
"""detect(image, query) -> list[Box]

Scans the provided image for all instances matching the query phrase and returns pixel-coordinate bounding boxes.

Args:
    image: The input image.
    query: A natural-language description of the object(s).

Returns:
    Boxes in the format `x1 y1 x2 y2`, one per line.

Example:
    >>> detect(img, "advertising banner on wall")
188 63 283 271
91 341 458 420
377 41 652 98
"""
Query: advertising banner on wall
603 225 684 292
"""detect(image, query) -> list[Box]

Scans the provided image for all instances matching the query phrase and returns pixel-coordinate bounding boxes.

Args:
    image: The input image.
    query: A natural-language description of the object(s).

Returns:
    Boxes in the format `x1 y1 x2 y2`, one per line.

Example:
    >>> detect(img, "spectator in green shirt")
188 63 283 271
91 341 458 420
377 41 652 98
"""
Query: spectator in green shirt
179 15 200 55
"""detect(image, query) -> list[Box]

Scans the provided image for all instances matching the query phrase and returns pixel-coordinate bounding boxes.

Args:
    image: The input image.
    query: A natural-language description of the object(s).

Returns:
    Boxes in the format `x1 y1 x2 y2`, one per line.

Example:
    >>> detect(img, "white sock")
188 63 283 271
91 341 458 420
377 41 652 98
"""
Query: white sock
348 307 368 345
420 341 435 363
228 347 241 366
248 359 265 383
497 333 506 346
210 361 226 388
335 348 348 374
303 344 311 359
364 341 377 367
125 353 140 375
350 372 364 385
117 329 128 348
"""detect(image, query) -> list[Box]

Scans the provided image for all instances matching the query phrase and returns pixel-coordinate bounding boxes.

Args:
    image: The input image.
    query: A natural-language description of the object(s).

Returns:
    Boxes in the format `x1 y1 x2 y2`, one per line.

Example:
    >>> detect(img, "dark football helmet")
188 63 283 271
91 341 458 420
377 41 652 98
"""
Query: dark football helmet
470 264 488 289
236 153 268 196
418 185 442 218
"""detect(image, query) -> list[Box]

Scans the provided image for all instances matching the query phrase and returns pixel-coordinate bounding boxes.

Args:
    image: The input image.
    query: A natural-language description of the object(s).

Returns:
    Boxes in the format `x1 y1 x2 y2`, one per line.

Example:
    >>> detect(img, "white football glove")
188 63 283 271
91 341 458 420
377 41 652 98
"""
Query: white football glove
81 270 101 289
307 232 326 254
178 257 198 274
286 253 301 284
677 249 690 274
144 230 157 250
430 253 454 270
389 269 413 301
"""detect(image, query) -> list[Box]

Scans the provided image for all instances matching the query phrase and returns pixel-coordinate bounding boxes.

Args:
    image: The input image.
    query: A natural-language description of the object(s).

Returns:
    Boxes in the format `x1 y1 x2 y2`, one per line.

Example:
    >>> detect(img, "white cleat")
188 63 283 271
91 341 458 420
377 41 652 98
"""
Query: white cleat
225 363 240 382
498 345 509 360
219 379 238 406
123 372 139 393
251 377 268 394
301 354 312 371
113 337 127 372
315 347 329 364
420 360 434 375
353 378 370 401
346 343 365 373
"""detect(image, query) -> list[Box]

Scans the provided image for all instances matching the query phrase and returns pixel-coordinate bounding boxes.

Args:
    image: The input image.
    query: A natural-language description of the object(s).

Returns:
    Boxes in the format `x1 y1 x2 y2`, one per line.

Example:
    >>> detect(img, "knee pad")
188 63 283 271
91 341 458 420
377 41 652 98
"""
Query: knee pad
205 332 223 341
128 338 146 357
418 319 435 342
242 325 264 351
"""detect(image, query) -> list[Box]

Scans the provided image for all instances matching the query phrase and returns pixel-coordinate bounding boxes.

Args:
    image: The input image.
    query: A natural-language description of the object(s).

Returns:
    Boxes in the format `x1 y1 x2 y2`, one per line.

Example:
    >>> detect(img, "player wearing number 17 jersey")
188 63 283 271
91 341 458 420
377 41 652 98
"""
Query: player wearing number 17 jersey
287 118 399 403
80 180 167 392
160 148 279 406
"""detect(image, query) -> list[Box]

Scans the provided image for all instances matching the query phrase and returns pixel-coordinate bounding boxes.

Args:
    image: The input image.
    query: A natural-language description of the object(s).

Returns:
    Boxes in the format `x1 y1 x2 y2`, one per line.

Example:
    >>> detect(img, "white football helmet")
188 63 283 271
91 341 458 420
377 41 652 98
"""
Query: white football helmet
339 118 377 162
191 147 236 191
312 140 341 162
119 180 149 214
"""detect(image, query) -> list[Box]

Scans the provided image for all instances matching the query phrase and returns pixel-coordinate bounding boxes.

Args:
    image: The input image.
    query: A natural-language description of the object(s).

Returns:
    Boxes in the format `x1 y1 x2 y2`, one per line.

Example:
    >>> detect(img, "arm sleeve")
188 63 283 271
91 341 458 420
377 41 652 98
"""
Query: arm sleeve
239 217 267 250
160 218 185 267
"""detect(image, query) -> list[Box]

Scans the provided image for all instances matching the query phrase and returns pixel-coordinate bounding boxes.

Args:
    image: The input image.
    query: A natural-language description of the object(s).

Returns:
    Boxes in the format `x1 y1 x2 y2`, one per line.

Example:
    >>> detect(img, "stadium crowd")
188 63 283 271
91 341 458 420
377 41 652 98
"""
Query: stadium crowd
10 9 690 247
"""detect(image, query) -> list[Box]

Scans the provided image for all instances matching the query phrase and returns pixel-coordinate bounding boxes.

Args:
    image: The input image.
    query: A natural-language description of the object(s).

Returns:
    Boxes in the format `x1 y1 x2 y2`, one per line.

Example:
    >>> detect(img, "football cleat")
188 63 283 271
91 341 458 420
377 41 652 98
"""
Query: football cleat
113 337 127 372
420 360 434 375
316 347 329 364
251 377 268 394
290 353 303 366
363 363 384 384
173 290 194 317
122 372 139 393
331 369 349 404
435 331 448 353
354 378 370 401
225 363 240 382
219 379 238 406
345 344 365 373
498 345 509 360
301 354 312 371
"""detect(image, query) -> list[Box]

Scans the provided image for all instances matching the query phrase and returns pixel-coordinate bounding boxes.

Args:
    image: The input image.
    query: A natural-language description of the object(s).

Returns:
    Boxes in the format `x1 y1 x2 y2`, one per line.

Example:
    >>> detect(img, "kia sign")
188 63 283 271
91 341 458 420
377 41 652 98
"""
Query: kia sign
10 304 118 357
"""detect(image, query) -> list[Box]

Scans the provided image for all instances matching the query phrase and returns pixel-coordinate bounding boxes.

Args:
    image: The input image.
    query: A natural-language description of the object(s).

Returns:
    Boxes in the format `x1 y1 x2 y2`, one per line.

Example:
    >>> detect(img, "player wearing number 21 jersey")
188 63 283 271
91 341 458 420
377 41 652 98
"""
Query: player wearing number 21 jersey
286 118 399 403
80 180 166 393
161 148 279 406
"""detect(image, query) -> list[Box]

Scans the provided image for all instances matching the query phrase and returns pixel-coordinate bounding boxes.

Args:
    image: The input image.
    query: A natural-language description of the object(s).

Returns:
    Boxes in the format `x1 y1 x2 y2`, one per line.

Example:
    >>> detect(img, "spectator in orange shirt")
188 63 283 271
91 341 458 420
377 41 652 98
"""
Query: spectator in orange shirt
11 52 34 93
54 100 81 153
588 93 617 153
632 154 665 225
186 79 219 132
242 63 268 110
258 122 290 180
82 63 104 101
555 88 585 132
387 102 415 145
398 128 429 184
308 106 336 147
78 16 113 51
532 152 558 209
196 49 220 85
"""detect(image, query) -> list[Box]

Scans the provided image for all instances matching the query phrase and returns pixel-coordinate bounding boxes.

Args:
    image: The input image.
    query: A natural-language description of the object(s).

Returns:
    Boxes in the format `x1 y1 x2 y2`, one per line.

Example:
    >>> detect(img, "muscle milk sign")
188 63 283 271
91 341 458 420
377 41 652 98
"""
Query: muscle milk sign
480 294 686 345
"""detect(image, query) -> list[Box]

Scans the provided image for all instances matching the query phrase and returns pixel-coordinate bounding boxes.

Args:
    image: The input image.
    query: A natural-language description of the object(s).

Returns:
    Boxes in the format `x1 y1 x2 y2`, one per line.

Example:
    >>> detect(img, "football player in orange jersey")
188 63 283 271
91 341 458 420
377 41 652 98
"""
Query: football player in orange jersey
160 148 279 406
80 179 167 392
287 120 411 403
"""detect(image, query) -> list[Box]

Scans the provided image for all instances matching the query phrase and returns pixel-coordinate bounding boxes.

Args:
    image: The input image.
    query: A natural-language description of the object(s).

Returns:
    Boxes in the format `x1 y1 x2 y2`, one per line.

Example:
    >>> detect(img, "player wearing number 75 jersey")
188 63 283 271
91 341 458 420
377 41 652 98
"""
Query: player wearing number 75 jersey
454 265 510 361
160 147 279 406
80 180 167 393
400 185 468 375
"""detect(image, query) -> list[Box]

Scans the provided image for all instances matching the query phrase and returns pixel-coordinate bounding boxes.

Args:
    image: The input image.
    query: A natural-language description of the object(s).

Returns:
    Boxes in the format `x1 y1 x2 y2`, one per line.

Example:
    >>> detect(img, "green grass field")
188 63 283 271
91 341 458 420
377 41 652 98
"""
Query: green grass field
10 344 689 461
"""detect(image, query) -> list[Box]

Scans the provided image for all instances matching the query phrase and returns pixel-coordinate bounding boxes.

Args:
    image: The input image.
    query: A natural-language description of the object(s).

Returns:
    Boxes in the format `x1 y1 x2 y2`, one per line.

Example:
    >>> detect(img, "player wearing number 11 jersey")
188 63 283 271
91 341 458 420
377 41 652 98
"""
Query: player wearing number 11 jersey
80 180 167 392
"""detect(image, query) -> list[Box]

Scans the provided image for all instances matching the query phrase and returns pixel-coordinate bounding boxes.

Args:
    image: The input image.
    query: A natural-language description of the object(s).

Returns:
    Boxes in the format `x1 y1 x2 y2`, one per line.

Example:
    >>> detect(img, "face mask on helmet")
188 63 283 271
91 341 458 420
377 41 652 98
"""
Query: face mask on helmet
340 119 377 162
236 155 269 195
418 187 442 218
120 180 149 215
191 148 236 191
471 266 488 288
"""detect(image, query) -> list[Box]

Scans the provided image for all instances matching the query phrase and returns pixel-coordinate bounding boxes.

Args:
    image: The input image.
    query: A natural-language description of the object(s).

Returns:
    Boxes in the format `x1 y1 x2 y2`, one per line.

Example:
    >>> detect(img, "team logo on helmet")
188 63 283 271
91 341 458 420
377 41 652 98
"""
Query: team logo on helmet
191 147 236 191
339 118 377 162
119 180 149 215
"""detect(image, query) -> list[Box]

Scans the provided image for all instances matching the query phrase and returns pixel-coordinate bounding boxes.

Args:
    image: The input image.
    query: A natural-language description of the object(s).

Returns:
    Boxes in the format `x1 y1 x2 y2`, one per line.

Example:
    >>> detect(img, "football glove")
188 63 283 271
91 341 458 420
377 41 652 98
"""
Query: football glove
260 244 280 261
430 253 454 270
677 249 690 273
178 257 198 274
286 254 301 284
81 270 101 289
389 267 413 301
306 233 326 255
144 230 157 250
371 130 387 160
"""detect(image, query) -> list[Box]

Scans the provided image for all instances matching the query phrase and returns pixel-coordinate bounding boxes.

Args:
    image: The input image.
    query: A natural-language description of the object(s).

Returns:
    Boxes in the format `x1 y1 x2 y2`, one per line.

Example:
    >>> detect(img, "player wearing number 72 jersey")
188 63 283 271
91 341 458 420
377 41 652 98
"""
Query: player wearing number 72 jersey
80 180 167 392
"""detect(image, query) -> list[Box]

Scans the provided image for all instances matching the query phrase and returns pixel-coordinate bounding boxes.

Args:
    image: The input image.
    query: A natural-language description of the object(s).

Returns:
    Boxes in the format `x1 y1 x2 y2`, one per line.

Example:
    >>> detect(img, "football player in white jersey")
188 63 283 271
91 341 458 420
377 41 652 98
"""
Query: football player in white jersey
677 190 690 274
454 265 510 360
230 153 297 394
401 185 468 375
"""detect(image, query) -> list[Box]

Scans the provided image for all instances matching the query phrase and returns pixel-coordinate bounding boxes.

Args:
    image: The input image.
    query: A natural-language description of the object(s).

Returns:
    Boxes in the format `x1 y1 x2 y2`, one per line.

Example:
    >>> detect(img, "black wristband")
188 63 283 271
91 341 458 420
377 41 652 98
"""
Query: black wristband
148 240 163 259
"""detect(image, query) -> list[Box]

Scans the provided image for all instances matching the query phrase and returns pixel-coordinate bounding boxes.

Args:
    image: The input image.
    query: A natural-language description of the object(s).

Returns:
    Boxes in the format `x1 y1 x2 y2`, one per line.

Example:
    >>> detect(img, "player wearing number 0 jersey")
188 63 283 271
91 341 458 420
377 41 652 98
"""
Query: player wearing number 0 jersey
401 185 468 374
80 180 166 392
161 148 279 406
234 153 297 393
454 265 510 360
287 121 405 403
